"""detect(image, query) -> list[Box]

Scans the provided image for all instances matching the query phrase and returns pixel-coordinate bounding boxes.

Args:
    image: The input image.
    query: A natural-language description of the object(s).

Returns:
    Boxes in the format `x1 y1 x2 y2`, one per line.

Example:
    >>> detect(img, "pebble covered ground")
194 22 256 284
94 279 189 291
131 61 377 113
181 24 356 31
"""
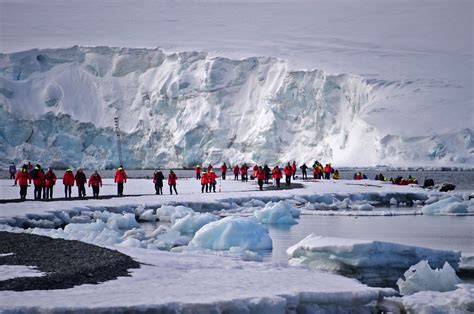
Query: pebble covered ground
0 231 140 291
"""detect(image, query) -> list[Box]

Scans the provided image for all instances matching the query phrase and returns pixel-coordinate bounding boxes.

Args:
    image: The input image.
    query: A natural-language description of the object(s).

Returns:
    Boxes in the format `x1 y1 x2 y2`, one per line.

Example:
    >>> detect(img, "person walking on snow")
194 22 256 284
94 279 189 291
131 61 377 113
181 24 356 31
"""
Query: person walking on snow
195 165 201 180
240 163 248 182
263 165 271 184
256 166 265 191
300 163 308 180
201 170 209 193
292 161 297 180
9 163 16 180
31 165 45 200
15 165 31 200
272 166 282 189
284 162 292 187
208 170 218 193
153 170 165 195
43 168 57 200
168 170 178 195
114 166 127 196
221 163 227 180
233 165 239 180
75 169 87 197
88 171 103 199
63 169 75 198
324 164 332 180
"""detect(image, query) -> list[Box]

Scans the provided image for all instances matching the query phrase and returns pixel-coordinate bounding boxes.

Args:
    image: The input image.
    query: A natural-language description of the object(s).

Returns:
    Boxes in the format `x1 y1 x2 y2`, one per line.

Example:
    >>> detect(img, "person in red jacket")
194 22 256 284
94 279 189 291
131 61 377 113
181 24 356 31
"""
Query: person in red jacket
114 166 127 196
324 163 332 180
240 163 248 182
271 166 282 189
88 171 103 199
15 165 31 200
220 163 227 180
201 170 209 193
168 170 178 195
284 162 292 187
252 165 259 179
208 170 218 193
256 166 265 191
292 161 297 180
233 165 239 180
195 165 201 180
63 169 75 198
43 167 57 200
31 164 45 200
207 164 213 173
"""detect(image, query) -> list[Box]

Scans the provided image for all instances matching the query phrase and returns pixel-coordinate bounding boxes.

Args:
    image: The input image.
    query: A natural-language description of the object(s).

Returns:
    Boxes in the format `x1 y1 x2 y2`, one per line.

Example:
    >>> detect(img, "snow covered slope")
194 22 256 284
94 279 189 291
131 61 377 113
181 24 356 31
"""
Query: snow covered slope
0 0 472 168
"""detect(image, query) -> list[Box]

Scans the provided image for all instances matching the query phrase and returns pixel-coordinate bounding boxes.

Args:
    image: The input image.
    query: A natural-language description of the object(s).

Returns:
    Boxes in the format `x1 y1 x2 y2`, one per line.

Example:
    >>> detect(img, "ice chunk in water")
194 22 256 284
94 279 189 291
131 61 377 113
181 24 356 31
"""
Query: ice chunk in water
254 201 298 224
171 213 219 235
189 216 272 251
397 260 461 295
422 196 468 215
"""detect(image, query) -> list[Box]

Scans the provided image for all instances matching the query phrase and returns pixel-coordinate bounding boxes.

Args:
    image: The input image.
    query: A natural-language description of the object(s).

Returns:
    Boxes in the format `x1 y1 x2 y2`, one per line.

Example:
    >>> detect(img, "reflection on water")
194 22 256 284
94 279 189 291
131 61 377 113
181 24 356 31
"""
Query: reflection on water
265 213 474 264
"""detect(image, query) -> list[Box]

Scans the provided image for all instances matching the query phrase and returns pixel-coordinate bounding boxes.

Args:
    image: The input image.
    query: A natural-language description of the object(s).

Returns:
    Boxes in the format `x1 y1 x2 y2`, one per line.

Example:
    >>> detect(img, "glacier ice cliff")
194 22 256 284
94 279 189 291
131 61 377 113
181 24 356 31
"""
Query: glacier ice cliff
0 46 472 168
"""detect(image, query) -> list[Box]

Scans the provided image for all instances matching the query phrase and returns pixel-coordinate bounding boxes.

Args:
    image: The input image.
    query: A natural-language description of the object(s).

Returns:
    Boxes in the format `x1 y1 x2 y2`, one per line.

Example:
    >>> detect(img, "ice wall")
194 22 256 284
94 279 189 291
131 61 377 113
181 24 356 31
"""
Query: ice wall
0 47 472 168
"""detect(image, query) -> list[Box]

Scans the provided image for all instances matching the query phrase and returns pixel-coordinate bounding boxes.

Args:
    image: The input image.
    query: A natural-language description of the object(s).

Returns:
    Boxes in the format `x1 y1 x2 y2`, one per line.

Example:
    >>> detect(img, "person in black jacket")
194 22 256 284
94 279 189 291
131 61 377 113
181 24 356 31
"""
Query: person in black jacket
300 163 308 180
75 169 87 198
263 165 271 184
153 170 165 195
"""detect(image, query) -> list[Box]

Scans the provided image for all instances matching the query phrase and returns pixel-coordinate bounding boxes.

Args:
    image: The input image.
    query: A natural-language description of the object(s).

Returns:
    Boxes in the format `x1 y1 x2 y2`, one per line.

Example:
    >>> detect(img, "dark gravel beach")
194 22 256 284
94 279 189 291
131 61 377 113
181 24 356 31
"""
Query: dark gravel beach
0 231 140 291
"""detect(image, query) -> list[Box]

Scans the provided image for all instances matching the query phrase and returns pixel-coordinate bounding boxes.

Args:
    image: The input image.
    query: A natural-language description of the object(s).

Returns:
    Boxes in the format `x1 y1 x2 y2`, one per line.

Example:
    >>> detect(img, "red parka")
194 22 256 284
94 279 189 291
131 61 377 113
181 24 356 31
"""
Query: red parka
272 168 282 179
292 163 297 175
201 172 209 184
284 166 292 176
256 169 265 180
195 166 201 174
233 166 239 174
240 165 248 175
15 169 31 186
63 170 75 186
43 171 57 187
168 172 178 185
88 174 103 187
221 164 227 173
114 169 127 183
208 171 218 184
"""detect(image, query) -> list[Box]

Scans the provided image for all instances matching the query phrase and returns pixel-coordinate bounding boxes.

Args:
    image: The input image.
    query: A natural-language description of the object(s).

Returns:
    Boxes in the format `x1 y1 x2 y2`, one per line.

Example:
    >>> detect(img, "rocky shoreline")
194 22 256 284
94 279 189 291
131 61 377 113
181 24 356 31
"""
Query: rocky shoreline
0 231 140 291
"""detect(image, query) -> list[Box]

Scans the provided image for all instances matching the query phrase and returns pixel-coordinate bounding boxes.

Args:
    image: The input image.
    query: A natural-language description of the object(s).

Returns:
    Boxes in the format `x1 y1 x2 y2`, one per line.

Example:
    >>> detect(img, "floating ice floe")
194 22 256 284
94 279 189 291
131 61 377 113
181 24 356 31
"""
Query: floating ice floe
189 216 272 251
395 284 474 313
254 201 299 224
396 260 461 296
156 205 195 223
421 196 471 215
138 209 158 222
171 213 219 235
287 234 461 287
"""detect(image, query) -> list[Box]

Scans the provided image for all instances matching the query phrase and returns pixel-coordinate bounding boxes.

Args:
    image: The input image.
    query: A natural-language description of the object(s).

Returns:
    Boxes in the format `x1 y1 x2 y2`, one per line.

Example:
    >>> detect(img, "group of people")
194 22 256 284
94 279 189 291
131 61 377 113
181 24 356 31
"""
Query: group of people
12 163 103 200
152 169 178 195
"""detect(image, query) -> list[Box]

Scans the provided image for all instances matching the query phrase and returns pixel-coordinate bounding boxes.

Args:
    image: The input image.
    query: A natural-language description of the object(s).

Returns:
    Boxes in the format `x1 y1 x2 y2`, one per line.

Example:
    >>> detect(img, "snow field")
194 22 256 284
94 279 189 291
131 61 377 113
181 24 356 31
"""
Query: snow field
1 179 473 312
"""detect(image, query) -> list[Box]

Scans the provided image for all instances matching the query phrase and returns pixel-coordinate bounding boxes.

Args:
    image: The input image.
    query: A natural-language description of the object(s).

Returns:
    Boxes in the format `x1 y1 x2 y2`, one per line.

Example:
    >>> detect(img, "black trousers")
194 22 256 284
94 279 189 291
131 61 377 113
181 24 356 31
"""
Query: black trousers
43 186 53 199
20 185 27 199
155 185 163 195
92 186 100 198
234 173 238 180
302 170 307 179
201 184 208 193
117 182 124 196
34 185 42 200
196 173 201 180
64 185 72 198
210 183 216 192
222 172 226 180
276 178 281 188
258 179 264 191
285 175 291 186
78 184 86 197
292 172 296 180
10 173 15 179
325 172 330 180
169 184 178 195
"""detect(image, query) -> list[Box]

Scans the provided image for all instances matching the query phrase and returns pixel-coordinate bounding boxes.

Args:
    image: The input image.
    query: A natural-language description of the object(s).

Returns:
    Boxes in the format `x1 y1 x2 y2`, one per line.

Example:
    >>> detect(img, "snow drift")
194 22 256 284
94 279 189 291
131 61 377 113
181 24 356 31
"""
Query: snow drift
0 46 472 168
